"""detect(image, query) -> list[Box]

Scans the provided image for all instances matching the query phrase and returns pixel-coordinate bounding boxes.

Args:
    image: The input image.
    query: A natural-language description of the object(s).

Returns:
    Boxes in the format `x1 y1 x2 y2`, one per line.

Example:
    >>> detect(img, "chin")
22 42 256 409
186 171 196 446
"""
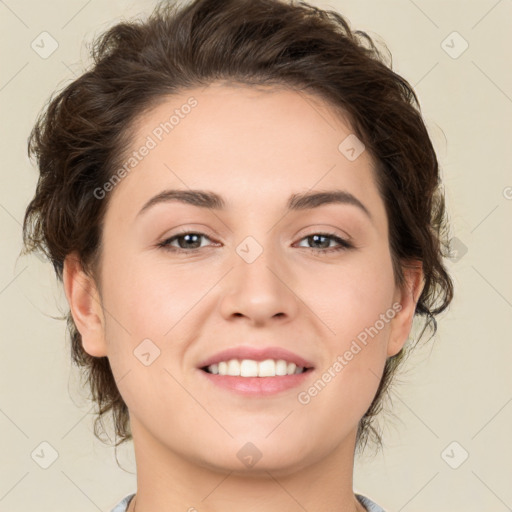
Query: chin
190 437 315 476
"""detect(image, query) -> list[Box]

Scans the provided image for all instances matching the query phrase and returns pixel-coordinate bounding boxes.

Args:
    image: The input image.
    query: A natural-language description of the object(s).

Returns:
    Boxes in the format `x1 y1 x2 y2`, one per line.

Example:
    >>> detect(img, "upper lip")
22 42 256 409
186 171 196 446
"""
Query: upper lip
197 345 315 369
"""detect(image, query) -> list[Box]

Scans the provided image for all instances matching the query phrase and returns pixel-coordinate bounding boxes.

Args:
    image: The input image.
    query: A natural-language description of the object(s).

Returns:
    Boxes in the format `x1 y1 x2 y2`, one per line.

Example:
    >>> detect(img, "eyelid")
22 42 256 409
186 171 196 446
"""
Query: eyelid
157 227 355 254
293 231 354 250
294 224 353 244
160 224 218 241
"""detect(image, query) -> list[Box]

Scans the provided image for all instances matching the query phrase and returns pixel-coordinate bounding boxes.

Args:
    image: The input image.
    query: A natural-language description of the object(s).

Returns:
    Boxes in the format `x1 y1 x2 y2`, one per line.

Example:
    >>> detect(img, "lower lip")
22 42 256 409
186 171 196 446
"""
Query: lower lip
199 369 314 396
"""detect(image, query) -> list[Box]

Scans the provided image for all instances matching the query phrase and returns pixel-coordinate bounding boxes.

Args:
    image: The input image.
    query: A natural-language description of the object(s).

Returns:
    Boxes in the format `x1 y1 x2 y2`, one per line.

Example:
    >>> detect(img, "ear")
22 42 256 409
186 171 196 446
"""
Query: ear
62 251 108 357
387 260 425 358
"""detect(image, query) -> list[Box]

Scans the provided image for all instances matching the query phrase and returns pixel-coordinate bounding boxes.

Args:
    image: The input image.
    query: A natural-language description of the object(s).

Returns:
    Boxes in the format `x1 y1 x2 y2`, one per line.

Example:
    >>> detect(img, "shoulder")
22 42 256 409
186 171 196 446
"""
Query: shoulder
356 493 387 512
110 493 136 512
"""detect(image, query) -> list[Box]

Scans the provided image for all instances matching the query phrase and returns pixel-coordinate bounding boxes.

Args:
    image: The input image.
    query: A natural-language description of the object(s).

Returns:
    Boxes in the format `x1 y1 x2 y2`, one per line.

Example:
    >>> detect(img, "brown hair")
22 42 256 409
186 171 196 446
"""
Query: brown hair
21 0 453 456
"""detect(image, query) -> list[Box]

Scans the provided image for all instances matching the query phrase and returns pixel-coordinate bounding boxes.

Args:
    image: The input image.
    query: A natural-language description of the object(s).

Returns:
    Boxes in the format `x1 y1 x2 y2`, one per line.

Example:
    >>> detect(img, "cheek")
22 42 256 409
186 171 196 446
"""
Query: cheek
100 255 217 397
299 298 394 435
102 254 213 336
303 246 396 338
303 246 396 398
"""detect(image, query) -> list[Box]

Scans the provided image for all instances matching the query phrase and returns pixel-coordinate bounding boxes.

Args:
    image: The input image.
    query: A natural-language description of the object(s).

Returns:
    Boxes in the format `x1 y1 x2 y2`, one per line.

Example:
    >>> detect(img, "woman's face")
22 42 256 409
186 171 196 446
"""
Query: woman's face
67 82 420 475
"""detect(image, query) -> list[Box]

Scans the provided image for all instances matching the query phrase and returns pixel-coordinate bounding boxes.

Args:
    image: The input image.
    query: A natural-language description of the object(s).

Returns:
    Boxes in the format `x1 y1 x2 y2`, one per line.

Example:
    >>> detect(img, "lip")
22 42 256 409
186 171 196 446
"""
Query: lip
197 345 315 369
199 369 314 396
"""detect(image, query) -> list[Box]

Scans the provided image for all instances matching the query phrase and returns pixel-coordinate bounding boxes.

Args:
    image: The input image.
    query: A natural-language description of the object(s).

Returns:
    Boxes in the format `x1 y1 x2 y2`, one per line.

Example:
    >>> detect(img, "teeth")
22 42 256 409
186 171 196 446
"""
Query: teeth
275 359 287 375
227 359 240 376
240 359 259 377
258 359 275 377
206 358 306 377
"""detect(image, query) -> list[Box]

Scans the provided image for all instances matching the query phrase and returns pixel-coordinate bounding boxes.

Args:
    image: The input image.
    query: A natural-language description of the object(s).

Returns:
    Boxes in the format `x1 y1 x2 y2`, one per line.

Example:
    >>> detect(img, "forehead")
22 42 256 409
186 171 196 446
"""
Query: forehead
104 82 386 228
131 82 356 155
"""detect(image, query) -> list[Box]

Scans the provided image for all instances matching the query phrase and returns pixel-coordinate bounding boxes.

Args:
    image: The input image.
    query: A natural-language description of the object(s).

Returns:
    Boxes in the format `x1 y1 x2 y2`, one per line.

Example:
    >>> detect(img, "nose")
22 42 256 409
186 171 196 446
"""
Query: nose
219 240 300 327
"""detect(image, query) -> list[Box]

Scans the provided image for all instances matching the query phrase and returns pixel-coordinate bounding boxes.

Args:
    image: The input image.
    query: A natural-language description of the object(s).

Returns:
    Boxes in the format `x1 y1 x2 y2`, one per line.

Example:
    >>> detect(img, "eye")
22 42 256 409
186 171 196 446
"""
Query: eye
295 233 353 254
157 231 215 253
157 231 353 255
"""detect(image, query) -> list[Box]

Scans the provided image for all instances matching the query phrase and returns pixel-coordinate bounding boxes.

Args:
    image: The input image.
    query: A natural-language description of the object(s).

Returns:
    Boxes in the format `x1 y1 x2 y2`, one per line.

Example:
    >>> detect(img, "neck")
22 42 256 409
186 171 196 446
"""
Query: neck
127 418 366 512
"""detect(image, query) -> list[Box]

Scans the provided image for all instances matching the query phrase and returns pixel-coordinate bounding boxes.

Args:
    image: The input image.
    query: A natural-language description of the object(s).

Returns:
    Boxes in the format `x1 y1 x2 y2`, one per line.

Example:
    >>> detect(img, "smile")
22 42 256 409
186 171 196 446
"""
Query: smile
203 358 307 377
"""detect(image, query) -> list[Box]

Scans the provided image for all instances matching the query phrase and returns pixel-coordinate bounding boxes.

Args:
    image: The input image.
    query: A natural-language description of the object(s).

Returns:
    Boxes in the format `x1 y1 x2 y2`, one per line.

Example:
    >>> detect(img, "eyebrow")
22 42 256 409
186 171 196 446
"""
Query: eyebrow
136 188 372 220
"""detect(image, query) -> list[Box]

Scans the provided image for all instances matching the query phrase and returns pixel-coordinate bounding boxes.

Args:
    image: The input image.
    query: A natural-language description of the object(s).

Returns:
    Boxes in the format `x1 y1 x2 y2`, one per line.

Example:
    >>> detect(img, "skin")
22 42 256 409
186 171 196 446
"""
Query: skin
63 82 424 512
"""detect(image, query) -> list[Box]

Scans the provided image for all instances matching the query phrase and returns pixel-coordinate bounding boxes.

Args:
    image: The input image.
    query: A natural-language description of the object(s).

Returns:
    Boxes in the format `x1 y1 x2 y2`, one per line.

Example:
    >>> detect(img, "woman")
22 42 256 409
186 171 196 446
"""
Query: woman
21 0 453 510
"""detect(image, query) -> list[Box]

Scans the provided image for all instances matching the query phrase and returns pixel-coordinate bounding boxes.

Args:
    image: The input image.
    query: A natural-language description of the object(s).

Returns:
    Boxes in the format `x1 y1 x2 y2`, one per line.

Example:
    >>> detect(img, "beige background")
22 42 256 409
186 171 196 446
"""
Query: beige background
1 0 511 510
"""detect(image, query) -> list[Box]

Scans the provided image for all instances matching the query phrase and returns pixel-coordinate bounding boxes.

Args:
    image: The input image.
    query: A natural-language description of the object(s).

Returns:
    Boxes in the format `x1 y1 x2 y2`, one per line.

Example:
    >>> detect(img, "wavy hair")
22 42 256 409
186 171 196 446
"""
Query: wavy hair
21 0 454 456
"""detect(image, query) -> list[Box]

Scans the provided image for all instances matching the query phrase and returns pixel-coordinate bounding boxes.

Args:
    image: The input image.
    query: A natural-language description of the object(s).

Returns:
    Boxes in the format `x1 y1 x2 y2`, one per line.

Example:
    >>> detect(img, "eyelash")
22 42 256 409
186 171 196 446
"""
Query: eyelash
156 230 353 255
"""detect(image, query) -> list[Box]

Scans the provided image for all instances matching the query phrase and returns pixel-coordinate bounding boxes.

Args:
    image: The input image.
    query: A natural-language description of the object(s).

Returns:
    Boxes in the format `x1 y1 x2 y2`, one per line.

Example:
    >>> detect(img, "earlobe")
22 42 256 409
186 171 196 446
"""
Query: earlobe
62 251 107 358
387 261 425 358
